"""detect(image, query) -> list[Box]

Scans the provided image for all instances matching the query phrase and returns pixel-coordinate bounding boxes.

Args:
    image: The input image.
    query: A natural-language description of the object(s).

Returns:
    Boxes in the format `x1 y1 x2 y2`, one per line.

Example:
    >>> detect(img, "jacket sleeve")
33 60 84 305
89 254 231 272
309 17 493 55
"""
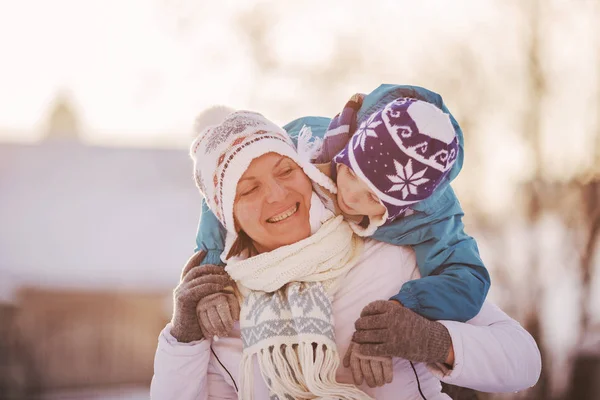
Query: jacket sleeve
194 199 227 266
283 116 331 143
427 301 542 393
372 188 490 322
313 95 363 164
150 324 237 400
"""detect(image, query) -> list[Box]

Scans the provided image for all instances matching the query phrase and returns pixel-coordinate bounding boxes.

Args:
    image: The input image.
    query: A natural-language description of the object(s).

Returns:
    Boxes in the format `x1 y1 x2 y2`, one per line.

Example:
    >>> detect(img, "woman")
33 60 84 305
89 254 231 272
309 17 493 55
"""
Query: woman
151 111 541 399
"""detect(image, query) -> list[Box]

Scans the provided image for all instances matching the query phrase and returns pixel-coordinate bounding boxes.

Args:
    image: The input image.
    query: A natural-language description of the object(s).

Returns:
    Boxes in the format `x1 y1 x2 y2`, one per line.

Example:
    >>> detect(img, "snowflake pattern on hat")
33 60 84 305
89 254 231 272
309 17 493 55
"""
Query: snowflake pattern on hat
353 113 381 151
388 159 430 199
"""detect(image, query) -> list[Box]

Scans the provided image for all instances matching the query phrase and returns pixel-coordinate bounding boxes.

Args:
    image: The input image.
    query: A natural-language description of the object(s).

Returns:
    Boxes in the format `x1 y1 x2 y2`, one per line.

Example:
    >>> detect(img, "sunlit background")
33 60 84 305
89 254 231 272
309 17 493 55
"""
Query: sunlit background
1 0 599 399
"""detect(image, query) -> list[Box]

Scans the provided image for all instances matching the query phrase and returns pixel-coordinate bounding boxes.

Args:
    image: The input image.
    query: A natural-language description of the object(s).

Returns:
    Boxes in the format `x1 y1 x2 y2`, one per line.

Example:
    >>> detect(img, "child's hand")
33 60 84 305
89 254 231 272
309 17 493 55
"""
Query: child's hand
343 341 393 388
352 300 452 364
195 291 240 339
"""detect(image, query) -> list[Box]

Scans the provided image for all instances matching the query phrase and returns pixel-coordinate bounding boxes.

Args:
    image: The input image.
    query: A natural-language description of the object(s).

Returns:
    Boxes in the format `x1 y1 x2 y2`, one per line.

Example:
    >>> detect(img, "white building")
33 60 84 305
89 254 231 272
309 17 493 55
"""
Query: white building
0 137 201 297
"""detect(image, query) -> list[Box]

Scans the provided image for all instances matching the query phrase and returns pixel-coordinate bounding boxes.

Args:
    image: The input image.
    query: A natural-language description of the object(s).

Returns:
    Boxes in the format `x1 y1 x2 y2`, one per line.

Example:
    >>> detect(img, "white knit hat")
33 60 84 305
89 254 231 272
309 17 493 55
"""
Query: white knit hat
193 105 236 134
190 110 335 259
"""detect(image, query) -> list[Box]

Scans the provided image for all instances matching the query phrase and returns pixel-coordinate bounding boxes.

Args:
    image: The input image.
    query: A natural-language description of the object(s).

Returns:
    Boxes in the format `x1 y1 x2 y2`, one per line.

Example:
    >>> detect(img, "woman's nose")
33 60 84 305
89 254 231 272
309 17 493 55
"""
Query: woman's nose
265 180 287 202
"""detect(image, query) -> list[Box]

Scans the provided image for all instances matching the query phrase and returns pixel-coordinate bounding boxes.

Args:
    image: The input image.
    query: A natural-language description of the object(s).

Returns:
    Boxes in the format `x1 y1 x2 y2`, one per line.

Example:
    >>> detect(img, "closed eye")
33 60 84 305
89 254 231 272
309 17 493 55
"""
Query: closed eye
278 168 293 177
240 186 259 197
345 167 357 180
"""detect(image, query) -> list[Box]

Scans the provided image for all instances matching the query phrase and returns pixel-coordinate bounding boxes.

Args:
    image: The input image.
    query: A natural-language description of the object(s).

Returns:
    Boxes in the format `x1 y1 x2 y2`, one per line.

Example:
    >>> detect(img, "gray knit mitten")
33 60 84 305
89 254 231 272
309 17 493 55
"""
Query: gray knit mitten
352 300 452 364
170 251 235 343
195 291 240 339
343 341 393 388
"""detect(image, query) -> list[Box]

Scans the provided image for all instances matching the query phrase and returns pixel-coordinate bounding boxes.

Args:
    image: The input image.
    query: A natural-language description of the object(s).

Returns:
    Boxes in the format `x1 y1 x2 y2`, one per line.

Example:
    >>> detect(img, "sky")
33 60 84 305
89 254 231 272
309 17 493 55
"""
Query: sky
0 0 492 142
0 0 597 210
0 0 208 138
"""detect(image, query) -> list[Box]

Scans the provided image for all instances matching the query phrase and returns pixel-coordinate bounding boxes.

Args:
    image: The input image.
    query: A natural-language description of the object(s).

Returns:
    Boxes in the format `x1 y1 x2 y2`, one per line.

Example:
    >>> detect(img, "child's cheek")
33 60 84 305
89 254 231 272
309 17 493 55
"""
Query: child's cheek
357 197 370 208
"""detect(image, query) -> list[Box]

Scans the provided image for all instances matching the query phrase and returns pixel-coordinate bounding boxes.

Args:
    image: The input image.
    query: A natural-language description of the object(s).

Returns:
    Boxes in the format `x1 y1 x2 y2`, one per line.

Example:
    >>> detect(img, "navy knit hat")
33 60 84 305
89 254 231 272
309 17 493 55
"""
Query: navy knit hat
333 97 459 222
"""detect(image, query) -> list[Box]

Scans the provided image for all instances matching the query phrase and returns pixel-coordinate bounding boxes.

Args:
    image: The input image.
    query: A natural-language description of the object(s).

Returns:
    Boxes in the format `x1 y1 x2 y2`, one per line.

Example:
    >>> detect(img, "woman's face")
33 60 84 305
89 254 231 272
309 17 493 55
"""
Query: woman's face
234 152 313 253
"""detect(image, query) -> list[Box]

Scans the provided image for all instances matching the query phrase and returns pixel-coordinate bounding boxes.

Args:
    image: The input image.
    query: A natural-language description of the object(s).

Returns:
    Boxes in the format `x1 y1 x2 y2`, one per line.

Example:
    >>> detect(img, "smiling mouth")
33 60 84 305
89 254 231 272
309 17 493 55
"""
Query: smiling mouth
266 203 299 223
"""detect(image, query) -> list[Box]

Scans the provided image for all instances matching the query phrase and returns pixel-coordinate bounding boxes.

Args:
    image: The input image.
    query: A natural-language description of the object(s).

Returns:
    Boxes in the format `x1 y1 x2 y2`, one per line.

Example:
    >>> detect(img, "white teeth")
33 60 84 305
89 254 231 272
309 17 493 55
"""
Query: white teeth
267 204 298 223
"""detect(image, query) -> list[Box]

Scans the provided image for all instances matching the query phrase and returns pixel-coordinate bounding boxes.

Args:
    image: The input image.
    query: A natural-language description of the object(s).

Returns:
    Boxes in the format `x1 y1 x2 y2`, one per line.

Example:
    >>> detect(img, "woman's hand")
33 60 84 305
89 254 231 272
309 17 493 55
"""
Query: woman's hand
195 291 240 339
343 341 393 388
352 300 452 364
170 251 235 343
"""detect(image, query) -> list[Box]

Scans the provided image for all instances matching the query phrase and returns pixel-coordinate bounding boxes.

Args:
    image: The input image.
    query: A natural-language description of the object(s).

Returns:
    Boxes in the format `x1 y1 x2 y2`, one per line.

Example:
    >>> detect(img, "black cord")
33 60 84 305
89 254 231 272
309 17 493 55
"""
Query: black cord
212 344 424 398
211 345 238 393
410 361 427 400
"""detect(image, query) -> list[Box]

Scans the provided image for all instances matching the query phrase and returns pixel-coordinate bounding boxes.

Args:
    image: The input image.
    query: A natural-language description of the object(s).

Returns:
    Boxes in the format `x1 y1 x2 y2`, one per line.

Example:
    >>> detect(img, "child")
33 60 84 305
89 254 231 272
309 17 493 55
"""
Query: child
313 93 461 238
193 85 490 385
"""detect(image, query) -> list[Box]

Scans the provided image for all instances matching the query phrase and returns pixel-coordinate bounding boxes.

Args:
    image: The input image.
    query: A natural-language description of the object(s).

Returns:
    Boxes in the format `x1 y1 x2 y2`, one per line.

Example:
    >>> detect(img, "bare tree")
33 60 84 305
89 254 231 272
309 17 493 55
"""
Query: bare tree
518 0 552 397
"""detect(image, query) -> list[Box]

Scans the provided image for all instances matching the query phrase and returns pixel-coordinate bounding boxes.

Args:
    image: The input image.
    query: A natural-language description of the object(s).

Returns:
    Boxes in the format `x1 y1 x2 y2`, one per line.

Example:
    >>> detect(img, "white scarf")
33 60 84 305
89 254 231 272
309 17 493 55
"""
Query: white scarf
225 214 371 400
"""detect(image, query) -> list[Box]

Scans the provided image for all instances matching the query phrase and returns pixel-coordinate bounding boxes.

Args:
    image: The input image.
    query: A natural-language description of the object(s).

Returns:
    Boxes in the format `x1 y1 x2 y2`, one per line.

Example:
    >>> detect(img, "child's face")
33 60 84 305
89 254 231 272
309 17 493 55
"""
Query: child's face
336 163 387 218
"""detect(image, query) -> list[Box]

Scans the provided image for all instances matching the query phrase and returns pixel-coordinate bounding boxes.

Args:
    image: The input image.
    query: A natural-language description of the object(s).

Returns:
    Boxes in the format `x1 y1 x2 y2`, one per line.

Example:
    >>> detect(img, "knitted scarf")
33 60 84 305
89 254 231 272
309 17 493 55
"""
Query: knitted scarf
225 215 371 400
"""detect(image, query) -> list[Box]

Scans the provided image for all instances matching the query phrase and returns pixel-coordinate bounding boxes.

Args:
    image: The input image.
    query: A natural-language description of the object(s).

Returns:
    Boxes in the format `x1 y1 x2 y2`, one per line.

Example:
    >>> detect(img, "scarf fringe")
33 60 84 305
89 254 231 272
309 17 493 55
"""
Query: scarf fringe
240 342 373 400
239 354 255 400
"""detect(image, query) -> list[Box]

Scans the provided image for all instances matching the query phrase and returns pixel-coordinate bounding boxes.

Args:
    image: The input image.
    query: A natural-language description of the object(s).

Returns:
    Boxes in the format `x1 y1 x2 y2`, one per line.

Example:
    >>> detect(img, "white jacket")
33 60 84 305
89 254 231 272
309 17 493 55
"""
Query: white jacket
151 240 541 399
